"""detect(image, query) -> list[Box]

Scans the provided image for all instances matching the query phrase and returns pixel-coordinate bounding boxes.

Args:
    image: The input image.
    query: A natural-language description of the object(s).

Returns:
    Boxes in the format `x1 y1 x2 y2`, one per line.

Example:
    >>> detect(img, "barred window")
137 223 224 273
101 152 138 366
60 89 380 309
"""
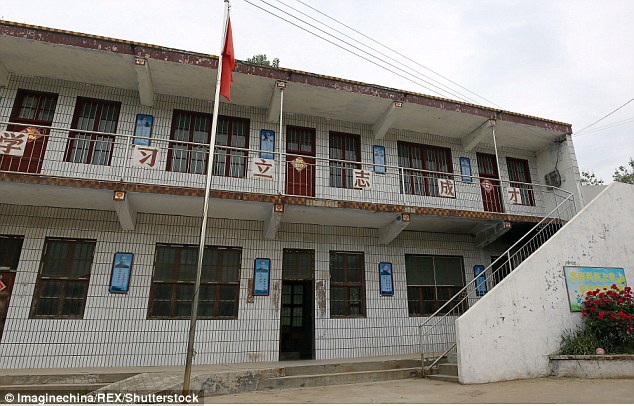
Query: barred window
506 157 535 206
30 238 96 319
405 255 466 317
213 116 249 177
330 251 365 318
65 98 120 165
148 244 241 319
398 142 453 197
329 132 361 188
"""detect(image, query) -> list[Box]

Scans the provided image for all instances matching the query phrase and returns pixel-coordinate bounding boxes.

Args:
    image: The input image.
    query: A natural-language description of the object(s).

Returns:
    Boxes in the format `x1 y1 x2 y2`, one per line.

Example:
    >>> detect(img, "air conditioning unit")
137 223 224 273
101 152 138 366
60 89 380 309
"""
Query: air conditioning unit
544 169 562 187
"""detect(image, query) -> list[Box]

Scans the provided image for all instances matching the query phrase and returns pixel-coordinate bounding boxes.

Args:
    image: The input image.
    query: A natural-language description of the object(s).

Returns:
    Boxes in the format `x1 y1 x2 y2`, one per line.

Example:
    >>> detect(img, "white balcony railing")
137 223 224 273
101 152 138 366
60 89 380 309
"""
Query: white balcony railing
0 122 575 220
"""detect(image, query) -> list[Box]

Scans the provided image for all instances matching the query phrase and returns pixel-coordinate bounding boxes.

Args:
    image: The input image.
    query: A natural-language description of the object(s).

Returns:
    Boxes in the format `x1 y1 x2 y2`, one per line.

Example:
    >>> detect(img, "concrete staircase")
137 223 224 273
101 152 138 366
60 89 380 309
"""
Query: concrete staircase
91 355 422 397
424 352 459 383
0 370 138 395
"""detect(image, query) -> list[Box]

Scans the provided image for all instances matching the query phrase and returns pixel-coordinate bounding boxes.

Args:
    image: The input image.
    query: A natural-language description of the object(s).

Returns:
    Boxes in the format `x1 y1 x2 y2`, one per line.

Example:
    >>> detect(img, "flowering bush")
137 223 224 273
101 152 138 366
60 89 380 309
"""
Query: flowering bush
581 284 634 353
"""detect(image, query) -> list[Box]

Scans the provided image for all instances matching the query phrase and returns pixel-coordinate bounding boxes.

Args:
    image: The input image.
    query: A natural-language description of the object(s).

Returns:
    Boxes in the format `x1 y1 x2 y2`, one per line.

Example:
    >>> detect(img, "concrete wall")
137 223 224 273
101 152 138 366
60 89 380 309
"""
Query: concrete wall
581 185 608 206
455 182 634 384
550 355 634 378
536 135 583 212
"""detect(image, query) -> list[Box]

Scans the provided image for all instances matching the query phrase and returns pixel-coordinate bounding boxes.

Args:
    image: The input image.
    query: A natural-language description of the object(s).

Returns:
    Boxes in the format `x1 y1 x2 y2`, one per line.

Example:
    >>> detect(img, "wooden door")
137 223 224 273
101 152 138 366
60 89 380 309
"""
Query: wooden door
285 126 316 197
0 272 16 342
477 153 504 213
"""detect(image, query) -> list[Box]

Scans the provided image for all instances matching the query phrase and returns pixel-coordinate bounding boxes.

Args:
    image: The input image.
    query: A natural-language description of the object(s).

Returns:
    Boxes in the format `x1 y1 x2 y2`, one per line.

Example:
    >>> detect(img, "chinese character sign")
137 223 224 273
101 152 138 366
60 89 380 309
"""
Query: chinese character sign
0 131 28 156
253 258 271 296
353 169 372 189
109 252 133 294
131 146 161 169
250 158 275 181
474 265 487 296
437 178 456 198
564 266 627 312
507 187 522 205
379 262 394 296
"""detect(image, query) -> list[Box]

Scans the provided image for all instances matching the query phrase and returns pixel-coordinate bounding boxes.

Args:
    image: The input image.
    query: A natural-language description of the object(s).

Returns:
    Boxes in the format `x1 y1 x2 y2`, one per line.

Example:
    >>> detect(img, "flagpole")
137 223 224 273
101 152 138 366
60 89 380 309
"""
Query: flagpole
182 0 230 395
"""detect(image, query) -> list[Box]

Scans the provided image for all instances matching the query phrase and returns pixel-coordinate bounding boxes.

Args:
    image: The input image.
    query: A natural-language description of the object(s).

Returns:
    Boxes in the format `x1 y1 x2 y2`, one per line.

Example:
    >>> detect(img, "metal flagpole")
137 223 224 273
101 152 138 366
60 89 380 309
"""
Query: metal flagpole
182 0 230 395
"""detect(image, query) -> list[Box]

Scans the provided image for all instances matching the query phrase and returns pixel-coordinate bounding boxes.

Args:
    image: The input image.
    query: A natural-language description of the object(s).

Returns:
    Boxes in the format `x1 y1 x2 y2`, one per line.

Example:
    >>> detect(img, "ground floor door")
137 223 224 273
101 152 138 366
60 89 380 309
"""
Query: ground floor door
0 272 16 342
279 249 314 361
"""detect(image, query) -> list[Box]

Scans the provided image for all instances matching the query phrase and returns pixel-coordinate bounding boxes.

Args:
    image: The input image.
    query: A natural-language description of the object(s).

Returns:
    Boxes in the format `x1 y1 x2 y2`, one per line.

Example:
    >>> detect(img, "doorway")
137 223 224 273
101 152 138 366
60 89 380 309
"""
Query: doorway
279 249 314 361
477 153 504 213
0 235 23 341
285 126 316 197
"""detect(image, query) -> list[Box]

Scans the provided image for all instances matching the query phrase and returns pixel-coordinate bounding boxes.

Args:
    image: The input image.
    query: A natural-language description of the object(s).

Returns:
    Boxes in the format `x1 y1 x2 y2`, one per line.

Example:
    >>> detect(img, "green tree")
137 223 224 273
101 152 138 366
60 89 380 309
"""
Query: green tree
613 157 634 184
246 54 280 68
580 170 604 185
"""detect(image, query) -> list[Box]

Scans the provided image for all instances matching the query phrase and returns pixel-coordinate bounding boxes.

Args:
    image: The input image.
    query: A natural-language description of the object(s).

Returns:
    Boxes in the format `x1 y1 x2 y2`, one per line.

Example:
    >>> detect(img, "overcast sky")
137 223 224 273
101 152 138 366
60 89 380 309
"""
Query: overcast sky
3 0 633 181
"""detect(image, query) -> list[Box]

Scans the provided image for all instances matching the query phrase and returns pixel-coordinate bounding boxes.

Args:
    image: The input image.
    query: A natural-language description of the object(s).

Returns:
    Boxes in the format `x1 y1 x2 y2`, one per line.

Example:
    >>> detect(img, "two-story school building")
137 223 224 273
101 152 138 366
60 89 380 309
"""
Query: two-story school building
0 20 582 369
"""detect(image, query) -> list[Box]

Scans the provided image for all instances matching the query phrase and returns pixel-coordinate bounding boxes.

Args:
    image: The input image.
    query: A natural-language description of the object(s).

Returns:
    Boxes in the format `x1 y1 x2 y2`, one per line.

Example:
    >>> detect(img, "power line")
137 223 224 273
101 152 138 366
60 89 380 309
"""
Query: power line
292 0 502 109
574 97 634 136
574 115 634 137
271 0 483 105
248 0 471 102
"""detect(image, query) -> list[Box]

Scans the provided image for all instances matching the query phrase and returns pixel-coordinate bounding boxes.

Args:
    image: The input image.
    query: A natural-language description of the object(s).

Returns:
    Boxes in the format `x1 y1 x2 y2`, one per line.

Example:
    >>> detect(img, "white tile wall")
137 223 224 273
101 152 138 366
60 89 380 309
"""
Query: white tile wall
0 74 554 217
0 203 506 369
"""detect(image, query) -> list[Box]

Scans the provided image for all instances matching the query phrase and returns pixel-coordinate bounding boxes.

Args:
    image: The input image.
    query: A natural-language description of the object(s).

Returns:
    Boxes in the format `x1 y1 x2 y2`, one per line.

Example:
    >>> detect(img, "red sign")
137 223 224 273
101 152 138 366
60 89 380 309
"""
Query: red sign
481 179 494 193
0 279 6 292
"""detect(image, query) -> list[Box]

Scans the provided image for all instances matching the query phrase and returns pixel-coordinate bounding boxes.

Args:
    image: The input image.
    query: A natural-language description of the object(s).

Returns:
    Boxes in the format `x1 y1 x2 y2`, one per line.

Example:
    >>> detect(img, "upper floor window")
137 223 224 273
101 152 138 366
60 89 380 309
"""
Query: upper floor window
405 255 466 317
167 110 212 174
11 89 58 124
330 251 366 318
147 244 241 319
398 142 453 197
329 132 361 188
30 238 96 319
65 98 121 165
506 157 535 206
213 116 249 177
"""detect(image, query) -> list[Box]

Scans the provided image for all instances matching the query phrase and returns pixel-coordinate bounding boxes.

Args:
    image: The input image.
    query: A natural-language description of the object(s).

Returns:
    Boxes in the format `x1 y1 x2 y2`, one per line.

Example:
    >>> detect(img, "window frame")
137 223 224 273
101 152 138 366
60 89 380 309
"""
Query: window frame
506 157 535 206
405 254 466 317
9 89 59 126
166 110 212 174
329 131 361 189
147 243 242 320
397 141 453 197
64 97 121 166
329 251 366 318
213 115 250 178
29 238 96 319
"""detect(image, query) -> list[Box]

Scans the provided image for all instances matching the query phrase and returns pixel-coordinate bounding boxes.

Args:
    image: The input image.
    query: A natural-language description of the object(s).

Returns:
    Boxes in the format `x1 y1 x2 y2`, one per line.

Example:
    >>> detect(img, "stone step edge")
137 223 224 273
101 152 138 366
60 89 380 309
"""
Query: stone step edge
257 367 420 389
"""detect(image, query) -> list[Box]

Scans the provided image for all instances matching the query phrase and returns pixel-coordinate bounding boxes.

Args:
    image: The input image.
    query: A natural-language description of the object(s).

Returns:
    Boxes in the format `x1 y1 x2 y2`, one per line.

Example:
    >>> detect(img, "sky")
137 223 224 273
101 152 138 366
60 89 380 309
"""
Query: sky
2 0 633 181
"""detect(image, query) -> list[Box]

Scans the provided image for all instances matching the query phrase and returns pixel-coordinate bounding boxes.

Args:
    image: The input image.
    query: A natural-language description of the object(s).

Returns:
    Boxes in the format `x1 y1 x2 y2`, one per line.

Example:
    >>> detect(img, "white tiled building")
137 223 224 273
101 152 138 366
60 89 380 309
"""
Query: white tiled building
0 20 581 369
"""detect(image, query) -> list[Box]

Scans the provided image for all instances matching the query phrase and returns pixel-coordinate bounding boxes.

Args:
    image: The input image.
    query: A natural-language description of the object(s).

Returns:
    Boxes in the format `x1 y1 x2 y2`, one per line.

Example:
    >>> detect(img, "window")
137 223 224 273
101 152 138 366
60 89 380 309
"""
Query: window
398 142 453 197
213 116 249 177
330 251 365 317
506 157 535 206
329 132 361 188
65 98 121 165
405 255 466 316
0 235 24 270
1 90 58 173
30 238 95 319
148 244 241 319
167 110 212 174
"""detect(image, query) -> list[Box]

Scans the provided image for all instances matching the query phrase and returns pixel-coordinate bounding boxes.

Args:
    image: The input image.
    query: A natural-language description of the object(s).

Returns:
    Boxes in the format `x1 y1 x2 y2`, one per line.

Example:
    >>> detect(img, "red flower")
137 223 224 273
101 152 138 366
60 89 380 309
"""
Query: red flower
598 312 605 319
611 283 618 289
582 309 588 316
610 313 617 320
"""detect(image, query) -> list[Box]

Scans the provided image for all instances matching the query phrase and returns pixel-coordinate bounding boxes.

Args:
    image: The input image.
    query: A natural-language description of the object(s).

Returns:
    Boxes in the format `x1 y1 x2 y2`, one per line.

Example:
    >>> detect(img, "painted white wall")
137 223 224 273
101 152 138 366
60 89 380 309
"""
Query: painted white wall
455 182 634 384
581 185 608 206
536 135 583 212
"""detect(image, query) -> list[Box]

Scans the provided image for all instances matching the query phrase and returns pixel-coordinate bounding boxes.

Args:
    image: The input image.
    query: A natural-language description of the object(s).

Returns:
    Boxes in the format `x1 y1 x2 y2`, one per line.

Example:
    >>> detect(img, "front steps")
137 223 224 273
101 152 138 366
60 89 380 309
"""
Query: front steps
90 355 422 397
424 352 459 383
0 371 138 396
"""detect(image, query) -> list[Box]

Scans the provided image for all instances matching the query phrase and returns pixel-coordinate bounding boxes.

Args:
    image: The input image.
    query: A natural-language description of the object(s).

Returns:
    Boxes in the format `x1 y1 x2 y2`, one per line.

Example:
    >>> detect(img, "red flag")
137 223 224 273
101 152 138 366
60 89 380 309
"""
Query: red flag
220 17 235 101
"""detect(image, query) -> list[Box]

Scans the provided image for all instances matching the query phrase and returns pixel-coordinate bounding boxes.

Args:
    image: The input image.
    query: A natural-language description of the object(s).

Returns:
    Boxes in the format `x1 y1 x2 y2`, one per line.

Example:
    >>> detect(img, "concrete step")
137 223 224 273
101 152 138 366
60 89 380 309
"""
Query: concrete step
0 382 106 395
438 363 458 376
426 374 459 383
0 372 138 386
257 367 420 391
279 359 421 377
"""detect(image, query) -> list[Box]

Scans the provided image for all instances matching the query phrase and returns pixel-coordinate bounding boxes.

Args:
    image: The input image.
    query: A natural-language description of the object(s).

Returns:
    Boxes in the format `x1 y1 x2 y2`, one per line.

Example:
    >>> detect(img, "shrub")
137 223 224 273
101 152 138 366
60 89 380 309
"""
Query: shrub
582 285 634 354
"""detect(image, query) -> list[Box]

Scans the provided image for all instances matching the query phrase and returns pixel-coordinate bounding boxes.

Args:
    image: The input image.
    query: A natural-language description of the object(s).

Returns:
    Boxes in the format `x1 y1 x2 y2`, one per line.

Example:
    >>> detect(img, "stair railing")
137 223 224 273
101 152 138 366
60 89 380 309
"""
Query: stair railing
419 190 576 376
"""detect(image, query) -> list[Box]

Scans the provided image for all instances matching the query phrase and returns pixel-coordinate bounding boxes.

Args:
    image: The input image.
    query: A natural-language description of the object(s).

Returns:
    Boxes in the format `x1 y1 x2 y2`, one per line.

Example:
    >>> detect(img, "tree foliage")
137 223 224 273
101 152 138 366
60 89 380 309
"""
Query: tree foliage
580 170 604 186
246 54 280 68
613 157 634 184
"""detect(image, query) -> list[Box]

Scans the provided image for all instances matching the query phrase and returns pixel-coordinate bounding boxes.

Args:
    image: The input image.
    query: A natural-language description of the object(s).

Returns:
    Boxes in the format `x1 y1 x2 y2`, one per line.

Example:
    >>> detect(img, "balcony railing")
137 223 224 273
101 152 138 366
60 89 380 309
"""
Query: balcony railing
0 122 575 220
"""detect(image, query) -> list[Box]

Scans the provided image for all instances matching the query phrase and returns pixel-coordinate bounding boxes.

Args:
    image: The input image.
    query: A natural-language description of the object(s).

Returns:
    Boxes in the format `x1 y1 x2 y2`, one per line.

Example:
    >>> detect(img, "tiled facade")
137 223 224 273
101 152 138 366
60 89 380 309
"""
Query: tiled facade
0 204 504 369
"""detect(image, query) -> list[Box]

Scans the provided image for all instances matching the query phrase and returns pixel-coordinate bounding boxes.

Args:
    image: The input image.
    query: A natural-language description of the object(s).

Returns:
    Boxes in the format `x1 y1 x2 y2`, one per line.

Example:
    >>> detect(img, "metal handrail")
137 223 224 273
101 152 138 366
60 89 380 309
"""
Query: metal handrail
418 192 576 375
